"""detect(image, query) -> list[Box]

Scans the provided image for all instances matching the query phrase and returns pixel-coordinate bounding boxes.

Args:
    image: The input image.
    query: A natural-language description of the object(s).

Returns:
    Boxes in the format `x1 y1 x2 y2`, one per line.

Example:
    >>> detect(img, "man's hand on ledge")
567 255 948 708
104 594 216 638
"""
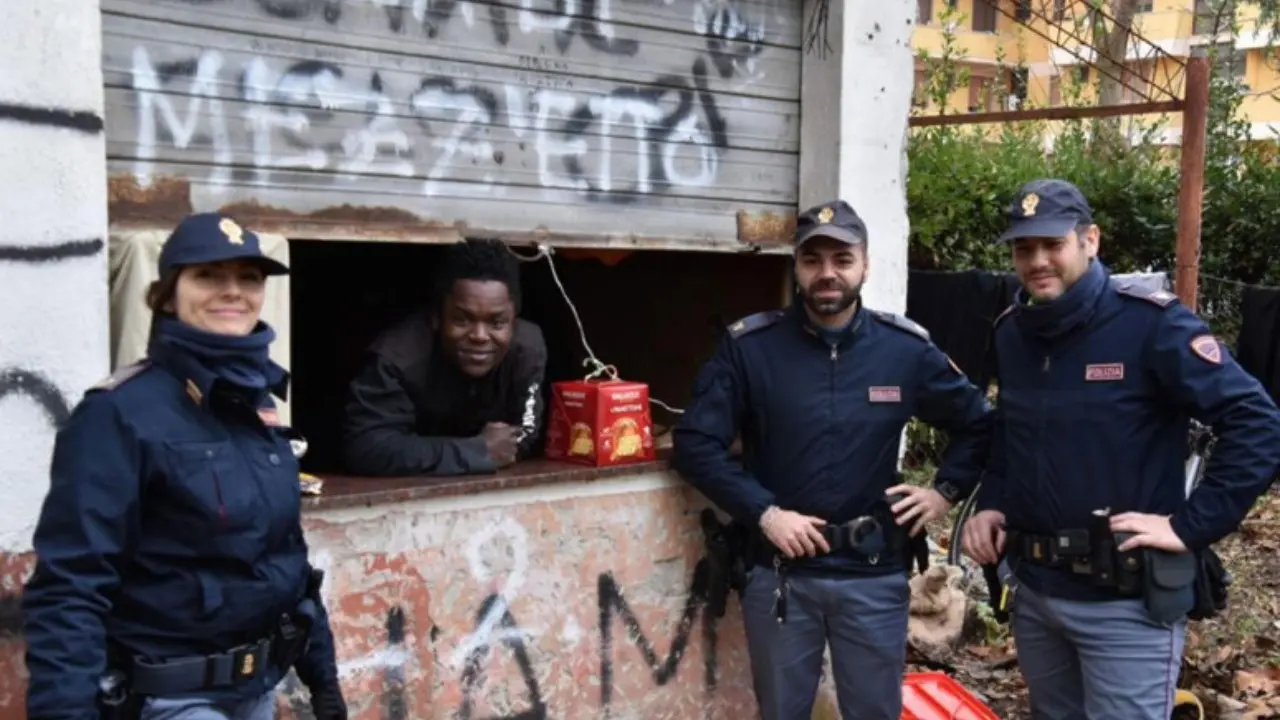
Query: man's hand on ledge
482 422 520 468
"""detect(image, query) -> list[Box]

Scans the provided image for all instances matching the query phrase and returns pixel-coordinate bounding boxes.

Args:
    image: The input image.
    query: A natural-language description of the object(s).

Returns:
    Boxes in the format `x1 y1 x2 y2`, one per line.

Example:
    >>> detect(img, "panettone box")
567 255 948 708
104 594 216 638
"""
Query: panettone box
544 379 655 467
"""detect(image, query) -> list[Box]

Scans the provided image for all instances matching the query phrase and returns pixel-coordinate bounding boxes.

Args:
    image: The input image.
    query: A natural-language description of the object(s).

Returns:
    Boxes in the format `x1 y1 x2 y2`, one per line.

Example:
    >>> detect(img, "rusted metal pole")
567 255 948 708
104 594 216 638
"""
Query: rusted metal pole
1175 55 1211 312
909 100 1183 127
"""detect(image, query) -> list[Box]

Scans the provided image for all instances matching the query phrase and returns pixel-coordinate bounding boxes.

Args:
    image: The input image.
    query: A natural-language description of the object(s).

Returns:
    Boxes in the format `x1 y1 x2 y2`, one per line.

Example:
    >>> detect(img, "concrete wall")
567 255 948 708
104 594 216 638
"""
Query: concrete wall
0 3 110 552
280 474 756 720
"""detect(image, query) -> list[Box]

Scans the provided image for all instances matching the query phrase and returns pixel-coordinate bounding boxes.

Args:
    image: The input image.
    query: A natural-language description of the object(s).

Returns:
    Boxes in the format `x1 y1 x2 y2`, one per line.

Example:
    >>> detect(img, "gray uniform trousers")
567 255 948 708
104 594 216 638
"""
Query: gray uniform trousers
139 691 277 720
741 566 910 720
1011 580 1187 720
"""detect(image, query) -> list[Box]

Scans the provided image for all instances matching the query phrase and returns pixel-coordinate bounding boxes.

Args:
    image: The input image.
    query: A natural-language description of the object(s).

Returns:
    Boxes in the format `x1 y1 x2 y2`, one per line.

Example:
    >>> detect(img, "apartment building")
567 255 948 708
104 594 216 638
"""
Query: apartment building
912 0 1280 143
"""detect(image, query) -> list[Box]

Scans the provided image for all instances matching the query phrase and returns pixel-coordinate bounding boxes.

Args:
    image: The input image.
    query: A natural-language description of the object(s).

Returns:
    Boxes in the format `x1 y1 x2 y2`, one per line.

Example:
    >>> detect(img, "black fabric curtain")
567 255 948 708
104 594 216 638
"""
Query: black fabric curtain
905 269 1020 388
1236 286 1280 405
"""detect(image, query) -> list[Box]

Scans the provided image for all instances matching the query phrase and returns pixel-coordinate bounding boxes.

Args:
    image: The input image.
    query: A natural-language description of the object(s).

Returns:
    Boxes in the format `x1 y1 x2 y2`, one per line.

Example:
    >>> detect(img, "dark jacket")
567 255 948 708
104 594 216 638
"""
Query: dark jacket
22 344 337 719
672 303 995 576
982 262 1280 600
342 310 547 476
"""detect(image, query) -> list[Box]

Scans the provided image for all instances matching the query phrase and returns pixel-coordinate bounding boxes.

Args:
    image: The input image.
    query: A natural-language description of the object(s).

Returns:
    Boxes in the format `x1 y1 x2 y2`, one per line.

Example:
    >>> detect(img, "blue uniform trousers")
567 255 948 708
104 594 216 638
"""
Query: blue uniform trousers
741 568 909 720
1012 582 1186 720
140 691 277 720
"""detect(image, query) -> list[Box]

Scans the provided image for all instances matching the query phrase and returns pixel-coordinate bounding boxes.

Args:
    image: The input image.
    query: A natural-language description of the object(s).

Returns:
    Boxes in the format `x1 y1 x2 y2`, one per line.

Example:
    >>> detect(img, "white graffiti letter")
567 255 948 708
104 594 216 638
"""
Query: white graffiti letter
131 47 231 189
339 74 415 178
519 0 575 34
450 517 534 669
588 96 661 194
241 59 332 181
662 113 718 188
533 90 588 191
409 80 496 196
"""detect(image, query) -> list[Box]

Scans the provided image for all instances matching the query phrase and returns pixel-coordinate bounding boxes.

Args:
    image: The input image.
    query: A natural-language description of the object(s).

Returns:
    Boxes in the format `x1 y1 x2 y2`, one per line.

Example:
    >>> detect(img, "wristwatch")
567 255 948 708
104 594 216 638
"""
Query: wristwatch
934 480 964 504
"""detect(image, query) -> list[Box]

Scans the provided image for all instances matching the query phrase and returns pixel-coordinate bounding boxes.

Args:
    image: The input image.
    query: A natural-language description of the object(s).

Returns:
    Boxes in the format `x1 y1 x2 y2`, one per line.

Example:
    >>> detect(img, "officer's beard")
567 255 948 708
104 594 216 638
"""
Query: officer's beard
799 278 862 318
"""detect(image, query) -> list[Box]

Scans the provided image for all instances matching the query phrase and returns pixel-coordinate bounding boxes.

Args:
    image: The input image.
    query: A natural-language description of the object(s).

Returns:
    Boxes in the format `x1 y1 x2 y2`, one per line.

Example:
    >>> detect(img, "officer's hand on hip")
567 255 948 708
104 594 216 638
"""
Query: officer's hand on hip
759 506 830 558
886 484 951 537
962 510 1007 566
1109 513 1189 553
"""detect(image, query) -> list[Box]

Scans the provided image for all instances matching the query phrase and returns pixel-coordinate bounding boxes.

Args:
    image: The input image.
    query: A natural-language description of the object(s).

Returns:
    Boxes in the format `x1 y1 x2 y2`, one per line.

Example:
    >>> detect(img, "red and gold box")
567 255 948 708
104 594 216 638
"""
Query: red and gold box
545 379 655 467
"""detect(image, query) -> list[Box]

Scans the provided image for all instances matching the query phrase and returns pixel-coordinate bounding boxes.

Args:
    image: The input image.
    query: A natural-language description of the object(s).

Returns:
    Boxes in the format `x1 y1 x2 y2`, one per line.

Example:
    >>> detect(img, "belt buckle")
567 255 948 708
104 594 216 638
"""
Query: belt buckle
844 516 881 564
231 642 262 681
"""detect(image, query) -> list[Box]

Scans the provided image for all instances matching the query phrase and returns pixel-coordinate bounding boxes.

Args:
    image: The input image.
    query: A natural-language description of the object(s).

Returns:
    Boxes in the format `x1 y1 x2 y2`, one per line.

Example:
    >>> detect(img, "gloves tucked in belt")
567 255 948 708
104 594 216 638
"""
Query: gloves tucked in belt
310 684 348 720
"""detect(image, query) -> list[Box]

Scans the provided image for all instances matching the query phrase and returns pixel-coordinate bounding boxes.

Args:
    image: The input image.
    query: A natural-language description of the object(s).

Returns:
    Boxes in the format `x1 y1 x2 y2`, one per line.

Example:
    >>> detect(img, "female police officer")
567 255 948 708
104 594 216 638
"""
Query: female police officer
21 213 347 720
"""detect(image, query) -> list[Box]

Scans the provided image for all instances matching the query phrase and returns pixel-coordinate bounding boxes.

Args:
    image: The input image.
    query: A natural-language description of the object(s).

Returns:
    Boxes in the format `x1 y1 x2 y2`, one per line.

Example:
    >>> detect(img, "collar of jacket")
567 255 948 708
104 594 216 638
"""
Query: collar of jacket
1012 259 1109 340
149 341 286 410
788 300 866 349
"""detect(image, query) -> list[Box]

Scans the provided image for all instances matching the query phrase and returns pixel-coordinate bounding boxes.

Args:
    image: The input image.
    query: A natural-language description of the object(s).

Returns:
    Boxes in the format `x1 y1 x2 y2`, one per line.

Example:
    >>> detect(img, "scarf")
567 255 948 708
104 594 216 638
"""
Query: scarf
1013 260 1109 340
152 315 281 394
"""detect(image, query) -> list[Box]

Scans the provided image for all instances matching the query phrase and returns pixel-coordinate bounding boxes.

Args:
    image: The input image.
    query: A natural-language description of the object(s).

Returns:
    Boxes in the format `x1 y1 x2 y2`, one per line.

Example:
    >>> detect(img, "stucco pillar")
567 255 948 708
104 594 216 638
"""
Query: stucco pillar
0 0 110 550
798 0 915 317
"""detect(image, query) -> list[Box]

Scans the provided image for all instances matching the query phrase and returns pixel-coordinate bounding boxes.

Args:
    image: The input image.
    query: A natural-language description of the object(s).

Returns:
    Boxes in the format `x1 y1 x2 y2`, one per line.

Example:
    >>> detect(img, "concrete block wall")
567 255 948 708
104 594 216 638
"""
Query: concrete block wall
0 0 110 609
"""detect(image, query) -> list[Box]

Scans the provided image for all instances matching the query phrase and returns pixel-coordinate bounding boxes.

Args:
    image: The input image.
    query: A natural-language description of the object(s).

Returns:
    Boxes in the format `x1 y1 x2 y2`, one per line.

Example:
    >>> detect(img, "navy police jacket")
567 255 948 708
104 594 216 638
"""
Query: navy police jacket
673 303 994 575
22 344 338 718
983 261 1280 600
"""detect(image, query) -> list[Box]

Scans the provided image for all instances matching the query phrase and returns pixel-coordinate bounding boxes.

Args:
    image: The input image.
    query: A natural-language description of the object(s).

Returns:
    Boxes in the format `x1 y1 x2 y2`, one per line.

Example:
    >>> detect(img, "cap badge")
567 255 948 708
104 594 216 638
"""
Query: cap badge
1021 193 1039 218
219 218 245 245
817 207 834 224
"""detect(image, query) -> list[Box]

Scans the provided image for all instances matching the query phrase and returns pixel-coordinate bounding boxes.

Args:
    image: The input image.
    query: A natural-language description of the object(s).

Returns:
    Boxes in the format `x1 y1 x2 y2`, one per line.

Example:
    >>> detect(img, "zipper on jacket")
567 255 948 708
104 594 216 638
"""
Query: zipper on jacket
829 342 838 491
211 465 229 525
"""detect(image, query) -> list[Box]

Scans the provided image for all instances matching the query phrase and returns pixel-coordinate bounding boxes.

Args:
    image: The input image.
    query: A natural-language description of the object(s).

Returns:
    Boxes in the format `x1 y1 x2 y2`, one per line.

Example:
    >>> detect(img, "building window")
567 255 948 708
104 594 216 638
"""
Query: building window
968 75 999 112
918 0 933 24
1212 43 1249 86
1009 68 1029 104
1049 76 1063 106
1136 0 1153 11
1014 0 1032 22
1121 62 1152 103
1054 0 1066 22
1194 0 1234 35
973 0 998 32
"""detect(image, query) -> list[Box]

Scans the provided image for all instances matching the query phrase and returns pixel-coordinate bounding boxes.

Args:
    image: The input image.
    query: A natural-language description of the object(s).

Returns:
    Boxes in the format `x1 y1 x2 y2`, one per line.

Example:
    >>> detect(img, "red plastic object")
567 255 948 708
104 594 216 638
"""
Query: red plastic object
901 672 1001 720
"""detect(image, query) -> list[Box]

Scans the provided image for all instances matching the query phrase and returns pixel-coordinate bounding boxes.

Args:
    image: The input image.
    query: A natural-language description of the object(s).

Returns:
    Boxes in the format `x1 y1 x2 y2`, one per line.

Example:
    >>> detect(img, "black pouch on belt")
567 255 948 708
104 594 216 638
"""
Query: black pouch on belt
1141 549 1197 625
1113 531 1143 597
1188 547 1230 621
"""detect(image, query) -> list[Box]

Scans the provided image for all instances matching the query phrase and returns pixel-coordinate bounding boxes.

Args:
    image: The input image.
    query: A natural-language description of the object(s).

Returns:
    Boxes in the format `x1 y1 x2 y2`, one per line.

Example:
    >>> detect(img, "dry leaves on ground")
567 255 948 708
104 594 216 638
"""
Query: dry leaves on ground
923 487 1280 719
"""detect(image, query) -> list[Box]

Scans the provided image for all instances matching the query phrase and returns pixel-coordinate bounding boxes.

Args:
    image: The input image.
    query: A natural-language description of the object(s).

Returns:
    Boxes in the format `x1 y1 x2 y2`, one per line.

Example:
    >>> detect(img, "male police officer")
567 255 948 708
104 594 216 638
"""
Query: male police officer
673 200 995 719
963 178 1280 719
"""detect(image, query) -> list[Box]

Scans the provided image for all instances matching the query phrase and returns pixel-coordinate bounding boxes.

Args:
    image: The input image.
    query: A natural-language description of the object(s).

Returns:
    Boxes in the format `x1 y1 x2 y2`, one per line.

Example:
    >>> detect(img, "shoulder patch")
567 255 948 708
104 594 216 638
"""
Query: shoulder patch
1189 334 1223 365
88 360 151 393
993 304 1016 328
870 310 930 341
727 310 784 339
1115 284 1179 308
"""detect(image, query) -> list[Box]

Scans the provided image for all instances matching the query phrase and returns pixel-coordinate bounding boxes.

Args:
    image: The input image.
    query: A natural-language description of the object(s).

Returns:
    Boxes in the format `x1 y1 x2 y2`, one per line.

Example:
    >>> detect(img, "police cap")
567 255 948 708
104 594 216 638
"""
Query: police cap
158 213 289 276
997 178 1094 244
794 200 868 250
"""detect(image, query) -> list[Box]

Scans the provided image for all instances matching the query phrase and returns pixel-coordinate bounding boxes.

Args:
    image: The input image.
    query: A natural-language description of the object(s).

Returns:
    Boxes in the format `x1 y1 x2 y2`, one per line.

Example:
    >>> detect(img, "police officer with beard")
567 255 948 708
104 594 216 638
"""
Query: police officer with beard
673 200 996 719
963 179 1280 719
